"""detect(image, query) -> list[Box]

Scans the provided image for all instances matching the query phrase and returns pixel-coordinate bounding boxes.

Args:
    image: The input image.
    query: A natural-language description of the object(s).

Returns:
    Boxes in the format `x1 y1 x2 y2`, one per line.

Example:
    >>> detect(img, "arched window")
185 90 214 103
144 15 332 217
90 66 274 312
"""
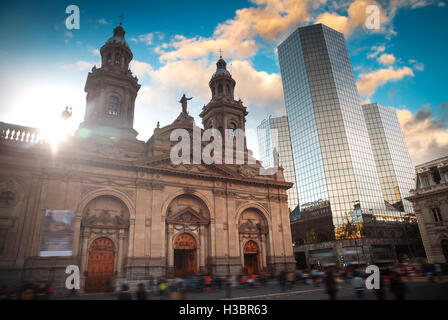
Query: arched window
115 52 121 64
229 121 237 137
218 84 223 93
226 84 230 93
107 95 119 116
107 53 112 63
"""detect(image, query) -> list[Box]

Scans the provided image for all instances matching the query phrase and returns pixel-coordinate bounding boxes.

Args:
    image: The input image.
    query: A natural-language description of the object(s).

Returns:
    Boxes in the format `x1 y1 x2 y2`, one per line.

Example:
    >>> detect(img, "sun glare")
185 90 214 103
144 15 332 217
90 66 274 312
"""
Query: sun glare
9 83 83 152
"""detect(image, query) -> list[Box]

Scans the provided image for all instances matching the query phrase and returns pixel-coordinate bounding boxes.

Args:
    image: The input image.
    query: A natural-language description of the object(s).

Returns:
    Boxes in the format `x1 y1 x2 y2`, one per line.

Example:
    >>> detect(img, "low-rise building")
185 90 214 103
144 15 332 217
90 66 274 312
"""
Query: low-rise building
406 156 448 264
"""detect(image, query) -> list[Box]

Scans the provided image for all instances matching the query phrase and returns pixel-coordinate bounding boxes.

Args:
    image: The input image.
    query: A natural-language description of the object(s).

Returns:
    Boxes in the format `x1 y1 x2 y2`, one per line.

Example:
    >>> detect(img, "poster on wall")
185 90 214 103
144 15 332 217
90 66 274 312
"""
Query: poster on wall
39 210 76 257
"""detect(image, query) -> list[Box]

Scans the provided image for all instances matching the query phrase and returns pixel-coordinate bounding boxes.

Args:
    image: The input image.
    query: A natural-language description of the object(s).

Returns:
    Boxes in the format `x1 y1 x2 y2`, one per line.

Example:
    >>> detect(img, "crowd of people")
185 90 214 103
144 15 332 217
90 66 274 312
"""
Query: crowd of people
114 262 445 300
0 262 444 300
0 281 54 300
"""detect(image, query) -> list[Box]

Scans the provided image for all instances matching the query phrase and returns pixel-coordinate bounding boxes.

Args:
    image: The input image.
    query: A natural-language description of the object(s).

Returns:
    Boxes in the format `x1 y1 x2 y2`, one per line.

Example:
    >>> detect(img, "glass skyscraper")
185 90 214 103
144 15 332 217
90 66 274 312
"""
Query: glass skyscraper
276 24 422 267
257 116 299 213
278 24 397 235
362 103 415 215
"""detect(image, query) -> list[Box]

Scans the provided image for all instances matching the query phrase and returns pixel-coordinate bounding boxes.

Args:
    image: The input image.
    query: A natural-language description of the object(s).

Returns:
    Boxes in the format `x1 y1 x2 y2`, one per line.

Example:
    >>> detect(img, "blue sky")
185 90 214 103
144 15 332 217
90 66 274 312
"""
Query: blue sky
0 0 447 164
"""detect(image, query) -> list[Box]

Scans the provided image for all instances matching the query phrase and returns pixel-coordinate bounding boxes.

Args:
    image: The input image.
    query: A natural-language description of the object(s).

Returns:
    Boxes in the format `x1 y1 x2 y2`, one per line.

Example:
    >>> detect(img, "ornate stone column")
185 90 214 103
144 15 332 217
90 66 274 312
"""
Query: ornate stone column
117 229 125 277
128 218 135 256
72 215 82 256
167 225 174 276
199 225 206 273
260 234 267 270
80 228 90 291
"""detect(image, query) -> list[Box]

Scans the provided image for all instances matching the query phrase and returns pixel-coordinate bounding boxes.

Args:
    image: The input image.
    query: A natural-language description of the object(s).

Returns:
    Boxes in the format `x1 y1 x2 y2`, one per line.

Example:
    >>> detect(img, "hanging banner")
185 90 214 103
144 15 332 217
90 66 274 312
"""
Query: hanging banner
39 210 76 257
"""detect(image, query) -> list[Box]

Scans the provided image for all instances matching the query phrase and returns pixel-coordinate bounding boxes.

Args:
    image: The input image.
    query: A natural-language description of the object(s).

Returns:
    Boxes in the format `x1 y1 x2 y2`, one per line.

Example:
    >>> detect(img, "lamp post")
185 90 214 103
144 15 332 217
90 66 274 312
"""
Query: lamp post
354 239 361 267
401 212 413 261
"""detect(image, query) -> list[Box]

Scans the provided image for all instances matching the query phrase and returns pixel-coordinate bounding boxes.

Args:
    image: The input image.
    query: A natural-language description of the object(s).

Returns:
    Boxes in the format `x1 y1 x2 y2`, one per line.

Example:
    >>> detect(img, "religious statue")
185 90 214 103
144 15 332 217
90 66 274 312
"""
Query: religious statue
179 94 193 114
60 106 72 120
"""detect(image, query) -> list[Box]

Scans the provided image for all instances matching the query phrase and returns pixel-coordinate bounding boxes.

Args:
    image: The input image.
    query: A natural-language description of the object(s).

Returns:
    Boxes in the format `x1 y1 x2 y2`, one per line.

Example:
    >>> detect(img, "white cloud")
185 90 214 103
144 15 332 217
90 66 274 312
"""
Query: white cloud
156 0 312 62
409 59 425 71
315 0 389 35
129 60 152 79
62 61 97 72
97 18 110 25
90 49 100 56
357 66 414 97
377 53 396 65
368 45 386 59
397 107 448 165
64 31 72 44
130 33 155 45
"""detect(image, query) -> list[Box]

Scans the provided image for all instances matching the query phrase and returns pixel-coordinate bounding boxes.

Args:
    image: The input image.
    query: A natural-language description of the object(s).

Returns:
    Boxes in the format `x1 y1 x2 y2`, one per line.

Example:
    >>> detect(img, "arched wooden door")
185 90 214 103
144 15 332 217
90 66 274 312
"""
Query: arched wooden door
174 233 197 277
243 240 260 274
86 237 115 292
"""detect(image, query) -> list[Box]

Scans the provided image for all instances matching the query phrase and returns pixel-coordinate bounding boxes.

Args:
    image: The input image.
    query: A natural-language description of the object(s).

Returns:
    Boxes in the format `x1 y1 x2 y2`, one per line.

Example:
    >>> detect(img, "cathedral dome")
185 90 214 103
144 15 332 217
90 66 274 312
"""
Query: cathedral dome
209 56 236 101
211 57 231 79
106 24 129 48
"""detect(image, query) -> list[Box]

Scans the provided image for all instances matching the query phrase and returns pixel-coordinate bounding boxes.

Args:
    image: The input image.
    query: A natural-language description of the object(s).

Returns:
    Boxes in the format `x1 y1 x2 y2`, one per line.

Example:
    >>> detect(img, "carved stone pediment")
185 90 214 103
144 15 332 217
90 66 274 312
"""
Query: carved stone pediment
238 219 268 234
166 207 209 225
236 165 261 178
82 208 129 228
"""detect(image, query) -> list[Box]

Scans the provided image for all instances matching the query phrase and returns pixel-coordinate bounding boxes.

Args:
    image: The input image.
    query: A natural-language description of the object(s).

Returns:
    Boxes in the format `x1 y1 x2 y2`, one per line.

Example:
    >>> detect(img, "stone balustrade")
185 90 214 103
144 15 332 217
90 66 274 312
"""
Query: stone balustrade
0 121 44 145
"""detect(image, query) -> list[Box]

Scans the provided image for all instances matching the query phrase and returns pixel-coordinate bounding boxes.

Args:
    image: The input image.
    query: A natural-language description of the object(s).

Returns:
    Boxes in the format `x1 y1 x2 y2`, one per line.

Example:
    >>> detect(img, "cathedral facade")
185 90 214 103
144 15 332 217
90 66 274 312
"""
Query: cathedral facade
0 24 295 292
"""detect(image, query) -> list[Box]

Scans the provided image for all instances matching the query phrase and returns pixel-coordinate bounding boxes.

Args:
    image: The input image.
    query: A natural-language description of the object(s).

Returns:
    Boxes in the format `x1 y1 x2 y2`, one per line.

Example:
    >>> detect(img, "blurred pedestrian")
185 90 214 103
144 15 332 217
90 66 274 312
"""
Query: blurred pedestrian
158 277 168 297
225 275 232 299
311 268 320 287
18 283 35 300
170 280 180 300
390 273 407 300
286 271 295 290
204 275 212 292
434 263 442 282
374 271 386 300
180 280 188 300
118 283 132 300
324 269 338 300
279 271 286 292
135 283 148 300
352 271 365 300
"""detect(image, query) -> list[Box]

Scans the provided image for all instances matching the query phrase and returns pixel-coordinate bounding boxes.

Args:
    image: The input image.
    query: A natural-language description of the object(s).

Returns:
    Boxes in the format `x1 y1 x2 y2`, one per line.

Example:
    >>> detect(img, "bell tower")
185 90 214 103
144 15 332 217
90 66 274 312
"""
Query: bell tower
200 55 248 145
79 23 140 140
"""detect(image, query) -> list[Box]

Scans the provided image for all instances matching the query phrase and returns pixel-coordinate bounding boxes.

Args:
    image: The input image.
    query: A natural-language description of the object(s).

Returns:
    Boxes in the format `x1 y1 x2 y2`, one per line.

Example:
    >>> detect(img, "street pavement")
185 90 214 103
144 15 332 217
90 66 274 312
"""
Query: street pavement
57 279 448 300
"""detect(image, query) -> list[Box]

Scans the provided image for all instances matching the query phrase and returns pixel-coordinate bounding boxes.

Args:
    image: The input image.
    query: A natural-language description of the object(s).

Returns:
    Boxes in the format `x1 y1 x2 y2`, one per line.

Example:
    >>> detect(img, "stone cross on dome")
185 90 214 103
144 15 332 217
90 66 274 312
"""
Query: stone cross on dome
118 13 125 26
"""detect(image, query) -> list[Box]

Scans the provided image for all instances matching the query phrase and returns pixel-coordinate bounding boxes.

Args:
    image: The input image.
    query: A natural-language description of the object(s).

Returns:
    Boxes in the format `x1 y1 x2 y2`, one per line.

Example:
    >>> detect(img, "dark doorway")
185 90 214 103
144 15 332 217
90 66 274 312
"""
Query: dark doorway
244 254 260 274
243 240 260 274
295 251 307 269
442 239 448 263
86 237 115 292
173 233 197 276
174 249 197 276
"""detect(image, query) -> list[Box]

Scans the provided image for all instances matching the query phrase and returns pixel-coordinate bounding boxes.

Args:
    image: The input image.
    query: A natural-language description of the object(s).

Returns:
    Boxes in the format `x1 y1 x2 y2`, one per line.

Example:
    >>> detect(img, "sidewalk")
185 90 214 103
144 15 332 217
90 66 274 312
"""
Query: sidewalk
401 275 448 283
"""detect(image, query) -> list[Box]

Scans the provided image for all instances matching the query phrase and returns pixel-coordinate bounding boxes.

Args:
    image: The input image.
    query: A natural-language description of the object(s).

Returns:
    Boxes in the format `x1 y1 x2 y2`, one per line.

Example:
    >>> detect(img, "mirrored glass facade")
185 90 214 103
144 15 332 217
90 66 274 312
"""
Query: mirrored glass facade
278 24 399 234
258 116 299 212
362 103 415 214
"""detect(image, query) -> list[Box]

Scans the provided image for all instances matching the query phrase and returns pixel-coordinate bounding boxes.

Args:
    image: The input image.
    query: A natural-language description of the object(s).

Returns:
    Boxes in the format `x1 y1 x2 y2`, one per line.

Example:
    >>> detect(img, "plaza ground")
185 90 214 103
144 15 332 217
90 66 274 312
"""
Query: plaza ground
58 277 448 300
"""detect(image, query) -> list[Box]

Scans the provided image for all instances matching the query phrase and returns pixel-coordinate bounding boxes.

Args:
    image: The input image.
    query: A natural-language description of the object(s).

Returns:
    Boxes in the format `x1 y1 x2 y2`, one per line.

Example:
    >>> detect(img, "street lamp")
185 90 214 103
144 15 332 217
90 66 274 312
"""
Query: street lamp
354 238 361 267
